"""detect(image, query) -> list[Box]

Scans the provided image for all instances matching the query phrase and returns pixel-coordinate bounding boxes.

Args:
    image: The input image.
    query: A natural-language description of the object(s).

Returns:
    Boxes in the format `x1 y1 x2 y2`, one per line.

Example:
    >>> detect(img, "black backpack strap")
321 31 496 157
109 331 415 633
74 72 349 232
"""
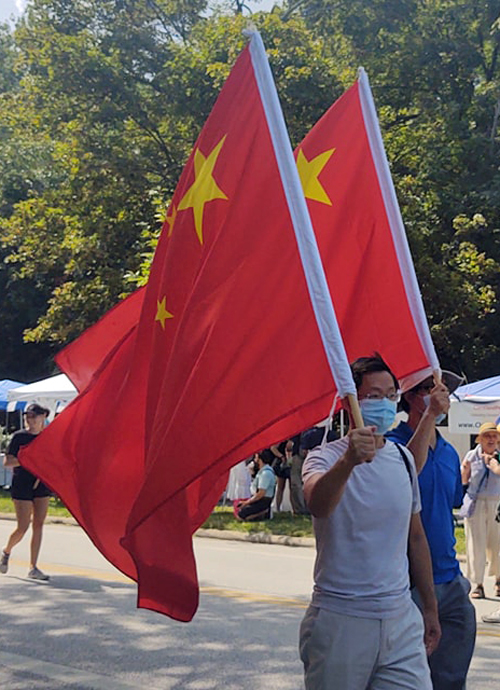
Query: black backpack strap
393 442 416 588
394 442 414 485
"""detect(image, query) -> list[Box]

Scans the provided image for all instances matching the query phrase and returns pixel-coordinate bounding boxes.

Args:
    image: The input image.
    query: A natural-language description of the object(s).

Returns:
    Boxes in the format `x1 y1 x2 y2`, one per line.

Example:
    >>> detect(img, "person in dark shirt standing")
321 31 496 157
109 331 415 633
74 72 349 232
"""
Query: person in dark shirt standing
0 403 52 580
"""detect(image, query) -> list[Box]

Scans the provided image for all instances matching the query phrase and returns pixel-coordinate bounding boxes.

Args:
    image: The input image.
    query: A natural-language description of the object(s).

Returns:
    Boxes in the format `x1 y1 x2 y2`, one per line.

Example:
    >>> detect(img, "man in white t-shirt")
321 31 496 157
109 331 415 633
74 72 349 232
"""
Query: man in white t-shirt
300 354 440 690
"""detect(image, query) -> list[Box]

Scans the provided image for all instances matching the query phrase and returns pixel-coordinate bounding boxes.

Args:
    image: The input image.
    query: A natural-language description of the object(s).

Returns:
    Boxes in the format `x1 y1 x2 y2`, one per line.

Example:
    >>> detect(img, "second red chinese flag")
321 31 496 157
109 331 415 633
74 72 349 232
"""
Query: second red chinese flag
295 75 435 380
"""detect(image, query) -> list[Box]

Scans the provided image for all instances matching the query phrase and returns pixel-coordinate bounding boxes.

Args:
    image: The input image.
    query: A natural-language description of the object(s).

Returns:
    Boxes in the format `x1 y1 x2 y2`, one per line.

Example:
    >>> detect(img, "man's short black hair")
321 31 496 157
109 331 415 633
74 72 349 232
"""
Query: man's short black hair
258 449 275 465
400 395 411 414
350 353 399 392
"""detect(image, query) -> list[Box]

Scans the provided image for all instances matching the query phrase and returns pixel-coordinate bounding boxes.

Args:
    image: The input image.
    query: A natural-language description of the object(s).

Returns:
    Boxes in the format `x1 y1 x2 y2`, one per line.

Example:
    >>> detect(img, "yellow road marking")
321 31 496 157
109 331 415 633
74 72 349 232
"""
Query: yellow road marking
200 585 308 608
8 558 500 636
7 558 308 607
477 629 500 638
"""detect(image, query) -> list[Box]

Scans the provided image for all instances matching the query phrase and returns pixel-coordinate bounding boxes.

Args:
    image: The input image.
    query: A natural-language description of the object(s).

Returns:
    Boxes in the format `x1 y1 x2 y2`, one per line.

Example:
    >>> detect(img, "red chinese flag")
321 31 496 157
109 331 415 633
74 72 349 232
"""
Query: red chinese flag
20 39 338 621
295 75 436 381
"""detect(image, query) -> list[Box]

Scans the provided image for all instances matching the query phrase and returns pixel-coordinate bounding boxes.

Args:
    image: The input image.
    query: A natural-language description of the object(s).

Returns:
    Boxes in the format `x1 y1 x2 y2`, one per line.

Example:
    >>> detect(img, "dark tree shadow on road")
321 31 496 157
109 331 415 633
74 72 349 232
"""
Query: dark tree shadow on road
0 574 305 690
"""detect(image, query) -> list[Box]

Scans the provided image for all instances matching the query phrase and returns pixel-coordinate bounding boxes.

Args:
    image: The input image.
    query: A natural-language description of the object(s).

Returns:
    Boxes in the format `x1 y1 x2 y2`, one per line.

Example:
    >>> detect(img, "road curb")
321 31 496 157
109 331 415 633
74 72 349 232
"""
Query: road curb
0 512 315 547
0 512 465 557
196 528 315 548
0 512 78 526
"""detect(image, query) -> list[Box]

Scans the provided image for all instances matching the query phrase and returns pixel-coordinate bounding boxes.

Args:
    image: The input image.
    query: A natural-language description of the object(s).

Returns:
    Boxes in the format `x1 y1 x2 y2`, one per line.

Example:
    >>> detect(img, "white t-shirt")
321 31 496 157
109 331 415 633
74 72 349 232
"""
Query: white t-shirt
302 437 421 619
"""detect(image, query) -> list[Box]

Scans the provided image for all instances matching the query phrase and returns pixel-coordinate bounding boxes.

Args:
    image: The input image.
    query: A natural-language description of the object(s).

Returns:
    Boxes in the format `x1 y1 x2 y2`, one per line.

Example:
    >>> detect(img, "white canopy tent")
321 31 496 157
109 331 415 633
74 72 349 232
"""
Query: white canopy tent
438 374 500 461
448 375 500 435
7 373 77 418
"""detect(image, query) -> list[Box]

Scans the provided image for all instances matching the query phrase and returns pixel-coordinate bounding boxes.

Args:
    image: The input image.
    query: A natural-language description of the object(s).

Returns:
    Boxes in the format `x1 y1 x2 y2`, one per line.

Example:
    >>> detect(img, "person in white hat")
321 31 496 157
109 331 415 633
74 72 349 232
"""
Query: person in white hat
481 423 500 623
461 421 500 600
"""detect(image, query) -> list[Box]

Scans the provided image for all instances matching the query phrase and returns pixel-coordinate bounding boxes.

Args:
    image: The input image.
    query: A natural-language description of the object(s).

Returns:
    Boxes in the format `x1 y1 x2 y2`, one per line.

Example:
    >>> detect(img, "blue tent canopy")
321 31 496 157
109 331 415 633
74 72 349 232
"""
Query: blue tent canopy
453 375 500 401
0 379 26 411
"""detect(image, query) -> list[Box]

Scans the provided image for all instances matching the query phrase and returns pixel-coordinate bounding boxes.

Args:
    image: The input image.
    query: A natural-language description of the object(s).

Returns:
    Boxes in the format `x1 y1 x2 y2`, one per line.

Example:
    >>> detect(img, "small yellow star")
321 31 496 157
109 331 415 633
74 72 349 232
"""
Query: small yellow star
155 296 173 330
178 136 228 244
296 148 335 206
166 204 177 237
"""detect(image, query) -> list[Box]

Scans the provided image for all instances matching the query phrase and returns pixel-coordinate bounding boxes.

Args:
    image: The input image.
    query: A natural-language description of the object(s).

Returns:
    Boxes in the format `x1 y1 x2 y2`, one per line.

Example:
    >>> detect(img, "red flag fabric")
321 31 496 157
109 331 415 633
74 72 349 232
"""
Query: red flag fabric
20 38 338 621
295 77 434 382
20 60 438 622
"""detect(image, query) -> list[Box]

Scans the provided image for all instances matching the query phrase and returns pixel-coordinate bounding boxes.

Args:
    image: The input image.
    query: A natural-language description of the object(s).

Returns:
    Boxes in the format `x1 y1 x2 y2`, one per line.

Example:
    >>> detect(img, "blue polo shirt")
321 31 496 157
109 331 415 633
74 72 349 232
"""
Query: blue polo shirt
387 422 462 584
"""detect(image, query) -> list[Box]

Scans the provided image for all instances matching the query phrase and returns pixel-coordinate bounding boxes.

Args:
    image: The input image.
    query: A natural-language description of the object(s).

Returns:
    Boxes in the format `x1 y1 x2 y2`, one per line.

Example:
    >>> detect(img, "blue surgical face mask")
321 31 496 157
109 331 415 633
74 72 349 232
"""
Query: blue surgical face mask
359 398 397 435
422 395 446 424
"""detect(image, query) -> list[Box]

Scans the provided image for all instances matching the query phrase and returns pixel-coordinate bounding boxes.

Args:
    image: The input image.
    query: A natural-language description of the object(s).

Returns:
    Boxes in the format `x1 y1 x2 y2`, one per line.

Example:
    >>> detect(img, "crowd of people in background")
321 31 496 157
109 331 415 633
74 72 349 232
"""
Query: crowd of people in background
227 426 338 521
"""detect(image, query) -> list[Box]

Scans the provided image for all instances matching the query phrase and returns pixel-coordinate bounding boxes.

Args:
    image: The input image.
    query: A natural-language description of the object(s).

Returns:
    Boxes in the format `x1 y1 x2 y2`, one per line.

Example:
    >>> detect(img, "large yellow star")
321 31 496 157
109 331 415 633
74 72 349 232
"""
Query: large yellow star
155 296 173 330
165 204 177 237
177 136 228 244
296 148 335 206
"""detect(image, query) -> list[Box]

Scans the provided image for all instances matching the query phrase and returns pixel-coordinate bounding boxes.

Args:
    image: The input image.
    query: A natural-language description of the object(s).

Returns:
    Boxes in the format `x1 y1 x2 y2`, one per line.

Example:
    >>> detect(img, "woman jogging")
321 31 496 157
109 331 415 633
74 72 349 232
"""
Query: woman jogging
0 403 52 580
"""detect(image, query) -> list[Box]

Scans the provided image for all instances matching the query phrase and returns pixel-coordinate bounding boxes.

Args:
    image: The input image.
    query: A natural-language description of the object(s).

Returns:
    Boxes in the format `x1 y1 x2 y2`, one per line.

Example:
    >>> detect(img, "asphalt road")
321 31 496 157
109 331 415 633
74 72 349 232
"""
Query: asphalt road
0 519 499 689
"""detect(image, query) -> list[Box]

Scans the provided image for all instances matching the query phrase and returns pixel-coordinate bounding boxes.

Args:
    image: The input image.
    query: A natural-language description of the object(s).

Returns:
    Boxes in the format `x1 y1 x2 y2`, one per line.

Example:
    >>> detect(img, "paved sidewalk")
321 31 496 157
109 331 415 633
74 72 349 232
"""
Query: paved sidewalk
469 574 500 630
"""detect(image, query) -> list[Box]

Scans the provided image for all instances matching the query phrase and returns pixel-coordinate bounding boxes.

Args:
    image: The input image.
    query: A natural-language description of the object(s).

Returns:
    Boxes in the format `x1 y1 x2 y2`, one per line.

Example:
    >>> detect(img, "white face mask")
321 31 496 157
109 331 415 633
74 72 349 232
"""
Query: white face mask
422 395 446 424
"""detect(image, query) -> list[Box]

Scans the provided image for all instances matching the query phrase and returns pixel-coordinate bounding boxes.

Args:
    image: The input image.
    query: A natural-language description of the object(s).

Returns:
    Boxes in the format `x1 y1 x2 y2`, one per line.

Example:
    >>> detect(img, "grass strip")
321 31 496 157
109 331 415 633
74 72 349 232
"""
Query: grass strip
0 490 465 553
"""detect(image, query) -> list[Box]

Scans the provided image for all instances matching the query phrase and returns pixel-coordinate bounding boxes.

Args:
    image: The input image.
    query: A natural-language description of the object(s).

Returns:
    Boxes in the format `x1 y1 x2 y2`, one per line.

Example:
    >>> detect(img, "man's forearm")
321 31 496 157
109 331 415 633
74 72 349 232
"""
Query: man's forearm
406 411 435 473
408 513 441 655
245 489 266 505
304 428 378 519
304 456 356 519
409 516 437 612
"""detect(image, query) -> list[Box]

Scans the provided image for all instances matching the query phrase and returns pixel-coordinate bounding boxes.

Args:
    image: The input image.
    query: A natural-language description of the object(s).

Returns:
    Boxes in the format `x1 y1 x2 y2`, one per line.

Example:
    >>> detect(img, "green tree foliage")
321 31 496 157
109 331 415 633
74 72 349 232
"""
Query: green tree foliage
0 0 340 380
0 0 211 376
1 0 500 382
295 0 500 379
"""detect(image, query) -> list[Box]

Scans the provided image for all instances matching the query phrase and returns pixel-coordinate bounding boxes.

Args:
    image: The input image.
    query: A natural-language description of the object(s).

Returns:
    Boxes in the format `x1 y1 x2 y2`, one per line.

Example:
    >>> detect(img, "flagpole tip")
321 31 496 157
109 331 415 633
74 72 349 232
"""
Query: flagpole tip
242 23 258 39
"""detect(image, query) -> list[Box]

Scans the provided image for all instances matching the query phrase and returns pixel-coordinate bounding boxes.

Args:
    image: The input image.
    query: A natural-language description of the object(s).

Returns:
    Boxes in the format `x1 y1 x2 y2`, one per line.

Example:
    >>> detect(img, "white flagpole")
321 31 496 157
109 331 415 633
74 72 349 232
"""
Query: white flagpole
245 30 364 427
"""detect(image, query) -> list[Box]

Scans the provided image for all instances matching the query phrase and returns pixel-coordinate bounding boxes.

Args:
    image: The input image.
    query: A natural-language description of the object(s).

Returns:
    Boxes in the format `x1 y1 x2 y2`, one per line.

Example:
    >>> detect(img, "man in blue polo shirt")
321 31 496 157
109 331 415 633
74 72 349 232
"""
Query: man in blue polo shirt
387 372 476 690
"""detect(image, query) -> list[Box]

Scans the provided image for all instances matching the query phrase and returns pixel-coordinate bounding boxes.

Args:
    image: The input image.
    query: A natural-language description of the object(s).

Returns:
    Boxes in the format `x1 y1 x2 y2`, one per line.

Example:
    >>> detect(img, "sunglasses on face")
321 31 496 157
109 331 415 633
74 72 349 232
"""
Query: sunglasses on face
415 384 434 394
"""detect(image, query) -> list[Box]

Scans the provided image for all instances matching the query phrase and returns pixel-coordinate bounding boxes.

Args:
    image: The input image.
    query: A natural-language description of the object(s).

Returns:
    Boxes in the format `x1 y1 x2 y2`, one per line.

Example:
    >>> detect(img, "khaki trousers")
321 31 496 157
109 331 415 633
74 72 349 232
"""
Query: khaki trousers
465 495 500 584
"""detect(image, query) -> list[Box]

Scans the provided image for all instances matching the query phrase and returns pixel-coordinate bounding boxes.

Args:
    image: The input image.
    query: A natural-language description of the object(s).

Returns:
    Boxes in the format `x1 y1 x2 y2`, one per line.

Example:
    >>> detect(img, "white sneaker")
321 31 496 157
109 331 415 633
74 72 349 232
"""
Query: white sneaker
482 608 500 624
28 567 50 581
0 551 9 574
